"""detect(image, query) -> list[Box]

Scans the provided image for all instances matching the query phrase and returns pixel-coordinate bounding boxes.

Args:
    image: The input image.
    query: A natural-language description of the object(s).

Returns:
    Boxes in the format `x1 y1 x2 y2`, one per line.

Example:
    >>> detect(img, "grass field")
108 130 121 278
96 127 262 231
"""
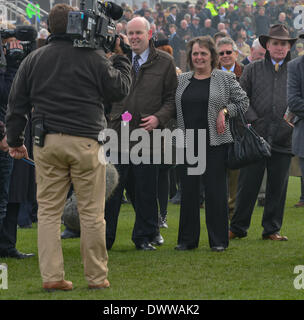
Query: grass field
1 176 304 300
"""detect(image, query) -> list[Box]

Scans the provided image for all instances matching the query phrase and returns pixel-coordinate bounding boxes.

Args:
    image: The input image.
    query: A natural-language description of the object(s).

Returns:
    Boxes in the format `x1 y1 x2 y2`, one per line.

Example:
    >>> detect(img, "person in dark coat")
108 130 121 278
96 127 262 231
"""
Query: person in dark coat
255 7 270 37
0 35 35 259
189 16 203 38
287 33 304 207
230 24 297 242
8 115 37 229
169 24 181 68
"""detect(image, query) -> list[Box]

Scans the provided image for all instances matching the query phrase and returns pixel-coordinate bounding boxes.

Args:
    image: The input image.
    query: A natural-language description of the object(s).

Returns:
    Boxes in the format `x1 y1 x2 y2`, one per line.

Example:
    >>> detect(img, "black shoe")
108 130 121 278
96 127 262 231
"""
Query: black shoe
61 228 80 239
18 224 33 229
136 243 156 251
0 248 35 259
150 234 164 246
174 244 197 251
211 246 226 252
170 192 181 204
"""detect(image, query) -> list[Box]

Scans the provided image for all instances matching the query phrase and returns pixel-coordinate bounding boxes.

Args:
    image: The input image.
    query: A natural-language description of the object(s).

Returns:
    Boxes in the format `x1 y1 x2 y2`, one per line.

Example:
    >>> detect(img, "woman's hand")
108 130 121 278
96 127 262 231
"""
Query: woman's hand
216 110 226 135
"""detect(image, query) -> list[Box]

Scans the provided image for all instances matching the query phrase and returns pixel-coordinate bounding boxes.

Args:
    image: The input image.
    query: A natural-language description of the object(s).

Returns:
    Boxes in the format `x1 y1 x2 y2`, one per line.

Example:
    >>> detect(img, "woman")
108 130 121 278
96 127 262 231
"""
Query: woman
155 13 168 35
175 36 249 252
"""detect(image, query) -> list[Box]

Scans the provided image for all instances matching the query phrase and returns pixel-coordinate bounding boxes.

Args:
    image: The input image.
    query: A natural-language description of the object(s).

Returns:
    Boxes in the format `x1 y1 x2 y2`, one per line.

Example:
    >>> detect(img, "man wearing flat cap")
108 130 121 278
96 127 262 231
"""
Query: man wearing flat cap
229 24 296 241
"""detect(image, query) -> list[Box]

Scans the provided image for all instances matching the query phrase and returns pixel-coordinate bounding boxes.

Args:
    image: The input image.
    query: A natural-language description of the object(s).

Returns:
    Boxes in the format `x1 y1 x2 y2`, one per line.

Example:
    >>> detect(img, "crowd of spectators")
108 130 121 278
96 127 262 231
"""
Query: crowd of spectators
113 0 304 70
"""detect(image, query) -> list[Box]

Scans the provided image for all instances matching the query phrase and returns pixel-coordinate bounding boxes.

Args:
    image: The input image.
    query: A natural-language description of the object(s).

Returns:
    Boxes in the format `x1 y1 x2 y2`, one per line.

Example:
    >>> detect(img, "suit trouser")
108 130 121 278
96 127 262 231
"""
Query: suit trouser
105 163 159 248
300 158 304 202
0 151 14 253
230 151 291 237
34 134 108 285
178 144 229 248
228 169 240 214
0 203 19 253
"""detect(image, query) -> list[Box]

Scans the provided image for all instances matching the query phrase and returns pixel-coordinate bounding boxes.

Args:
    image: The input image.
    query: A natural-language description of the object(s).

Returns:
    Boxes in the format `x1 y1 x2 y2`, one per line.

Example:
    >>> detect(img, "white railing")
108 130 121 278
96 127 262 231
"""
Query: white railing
0 0 49 29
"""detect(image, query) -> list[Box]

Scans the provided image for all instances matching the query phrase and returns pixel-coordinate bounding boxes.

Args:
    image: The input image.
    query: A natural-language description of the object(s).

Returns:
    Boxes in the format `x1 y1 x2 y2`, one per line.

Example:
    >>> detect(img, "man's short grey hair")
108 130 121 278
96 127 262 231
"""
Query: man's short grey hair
216 37 238 52
127 16 150 31
251 38 262 49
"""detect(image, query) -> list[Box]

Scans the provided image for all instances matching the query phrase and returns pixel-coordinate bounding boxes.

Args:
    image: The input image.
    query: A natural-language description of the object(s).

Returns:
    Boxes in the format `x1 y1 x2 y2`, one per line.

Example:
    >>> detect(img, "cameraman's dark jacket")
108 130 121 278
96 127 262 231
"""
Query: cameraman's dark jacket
0 65 18 139
5 37 132 147
239 50 293 154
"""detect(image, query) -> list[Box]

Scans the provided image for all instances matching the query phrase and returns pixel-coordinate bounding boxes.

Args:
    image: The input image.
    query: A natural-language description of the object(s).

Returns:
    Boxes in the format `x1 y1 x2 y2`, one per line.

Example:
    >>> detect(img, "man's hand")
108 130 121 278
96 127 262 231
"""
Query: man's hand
9 145 28 159
113 34 129 55
0 136 9 152
216 110 226 135
140 115 159 132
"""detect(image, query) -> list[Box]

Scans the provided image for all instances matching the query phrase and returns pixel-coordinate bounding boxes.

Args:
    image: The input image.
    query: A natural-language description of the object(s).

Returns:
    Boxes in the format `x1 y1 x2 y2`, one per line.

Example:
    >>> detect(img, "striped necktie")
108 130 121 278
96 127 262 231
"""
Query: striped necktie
275 63 279 72
133 55 141 74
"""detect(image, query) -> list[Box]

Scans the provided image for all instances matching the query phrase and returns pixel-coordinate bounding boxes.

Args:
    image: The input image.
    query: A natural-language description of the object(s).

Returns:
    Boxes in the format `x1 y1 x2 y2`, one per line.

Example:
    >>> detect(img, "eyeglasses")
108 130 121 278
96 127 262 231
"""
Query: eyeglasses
219 50 233 56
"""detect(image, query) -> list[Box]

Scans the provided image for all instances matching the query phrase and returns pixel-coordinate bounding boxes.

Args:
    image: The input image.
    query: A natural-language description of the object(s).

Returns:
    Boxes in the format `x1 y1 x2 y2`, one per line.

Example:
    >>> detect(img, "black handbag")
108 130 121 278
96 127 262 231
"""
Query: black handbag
227 108 271 169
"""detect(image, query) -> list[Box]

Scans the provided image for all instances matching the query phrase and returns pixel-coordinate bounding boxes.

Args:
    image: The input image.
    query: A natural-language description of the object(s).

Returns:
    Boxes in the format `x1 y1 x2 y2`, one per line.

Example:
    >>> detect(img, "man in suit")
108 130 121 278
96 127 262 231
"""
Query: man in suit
230 24 297 241
287 33 304 208
169 24 181 67
167 5 178 26
217 37 243 219
105 17 177 251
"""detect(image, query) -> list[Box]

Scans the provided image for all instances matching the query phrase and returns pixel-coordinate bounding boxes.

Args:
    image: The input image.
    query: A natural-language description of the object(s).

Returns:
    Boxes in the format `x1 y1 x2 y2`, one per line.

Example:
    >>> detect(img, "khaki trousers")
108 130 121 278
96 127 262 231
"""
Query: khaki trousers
34 134 108 286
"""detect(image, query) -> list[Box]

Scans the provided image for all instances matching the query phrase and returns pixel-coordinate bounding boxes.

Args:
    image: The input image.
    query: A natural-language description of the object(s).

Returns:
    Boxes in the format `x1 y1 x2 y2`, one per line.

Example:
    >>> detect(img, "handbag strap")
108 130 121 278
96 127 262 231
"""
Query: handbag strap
230 107 248 139
236 106 249 127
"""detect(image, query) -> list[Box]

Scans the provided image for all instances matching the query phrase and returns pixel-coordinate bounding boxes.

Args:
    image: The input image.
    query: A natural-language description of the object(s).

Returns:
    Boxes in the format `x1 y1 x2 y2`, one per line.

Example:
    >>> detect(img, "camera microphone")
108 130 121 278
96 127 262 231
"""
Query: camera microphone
15 26 38 42
104 1 123 21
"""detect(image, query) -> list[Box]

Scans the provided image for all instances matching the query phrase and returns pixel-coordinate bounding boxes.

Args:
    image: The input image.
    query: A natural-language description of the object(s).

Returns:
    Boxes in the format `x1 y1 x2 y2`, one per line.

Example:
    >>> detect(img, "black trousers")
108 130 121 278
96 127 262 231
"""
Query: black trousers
0 203 19 253
178 144 229 248
105 163 159 248
157 165 171 217
230 151 292 237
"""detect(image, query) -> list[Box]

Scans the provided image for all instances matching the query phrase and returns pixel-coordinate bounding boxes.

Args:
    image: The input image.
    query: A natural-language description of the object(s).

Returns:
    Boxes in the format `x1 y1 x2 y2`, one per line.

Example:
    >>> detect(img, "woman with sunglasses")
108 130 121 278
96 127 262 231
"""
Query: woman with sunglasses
174 36 249 252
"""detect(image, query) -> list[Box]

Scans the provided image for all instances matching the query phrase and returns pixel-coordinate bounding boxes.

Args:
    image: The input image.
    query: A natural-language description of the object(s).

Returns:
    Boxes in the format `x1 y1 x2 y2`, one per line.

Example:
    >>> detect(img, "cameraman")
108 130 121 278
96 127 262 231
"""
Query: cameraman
0 33 35 259
6 3 131 291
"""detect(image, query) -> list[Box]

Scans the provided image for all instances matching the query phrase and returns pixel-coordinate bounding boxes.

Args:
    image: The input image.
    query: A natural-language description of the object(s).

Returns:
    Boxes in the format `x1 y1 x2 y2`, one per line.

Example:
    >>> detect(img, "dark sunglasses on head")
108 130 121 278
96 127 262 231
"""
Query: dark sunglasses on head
219 50 233 56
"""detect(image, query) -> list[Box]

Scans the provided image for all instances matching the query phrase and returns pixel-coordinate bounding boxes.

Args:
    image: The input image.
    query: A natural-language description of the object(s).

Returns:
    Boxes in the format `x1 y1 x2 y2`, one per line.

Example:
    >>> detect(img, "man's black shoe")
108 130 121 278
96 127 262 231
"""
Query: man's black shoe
61 228 80 239
136 243 156 251
174 244 196 251
0 248 35 259
18 224 33 229
170 191 181 204
150 234 164 246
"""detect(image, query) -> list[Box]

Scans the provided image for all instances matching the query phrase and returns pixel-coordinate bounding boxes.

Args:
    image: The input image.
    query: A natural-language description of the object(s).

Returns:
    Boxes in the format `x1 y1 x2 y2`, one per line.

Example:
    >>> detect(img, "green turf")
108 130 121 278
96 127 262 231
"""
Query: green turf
1 176 304 300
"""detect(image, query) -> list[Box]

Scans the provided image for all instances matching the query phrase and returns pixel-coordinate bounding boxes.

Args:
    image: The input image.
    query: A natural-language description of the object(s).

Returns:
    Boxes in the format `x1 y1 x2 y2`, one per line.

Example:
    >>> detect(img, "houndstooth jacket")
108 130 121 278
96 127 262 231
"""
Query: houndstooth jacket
175 68 249 146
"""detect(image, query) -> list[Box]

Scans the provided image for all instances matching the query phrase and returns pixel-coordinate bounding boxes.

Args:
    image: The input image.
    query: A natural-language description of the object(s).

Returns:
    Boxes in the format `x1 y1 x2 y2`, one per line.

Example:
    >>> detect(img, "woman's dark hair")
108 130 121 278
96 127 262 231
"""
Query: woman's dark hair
186 36 219 71
48 3 75 34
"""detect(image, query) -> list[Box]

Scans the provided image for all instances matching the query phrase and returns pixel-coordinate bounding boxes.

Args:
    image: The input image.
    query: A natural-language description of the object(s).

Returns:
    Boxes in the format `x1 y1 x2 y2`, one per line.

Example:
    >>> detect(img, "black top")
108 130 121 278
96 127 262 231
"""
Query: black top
181 76 210 130
181 76 210 155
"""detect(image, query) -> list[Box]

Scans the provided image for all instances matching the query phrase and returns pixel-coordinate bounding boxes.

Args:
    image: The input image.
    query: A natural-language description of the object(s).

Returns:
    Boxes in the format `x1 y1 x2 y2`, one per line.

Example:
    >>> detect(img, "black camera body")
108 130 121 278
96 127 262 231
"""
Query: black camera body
0 26 37 68
66 0 129 53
